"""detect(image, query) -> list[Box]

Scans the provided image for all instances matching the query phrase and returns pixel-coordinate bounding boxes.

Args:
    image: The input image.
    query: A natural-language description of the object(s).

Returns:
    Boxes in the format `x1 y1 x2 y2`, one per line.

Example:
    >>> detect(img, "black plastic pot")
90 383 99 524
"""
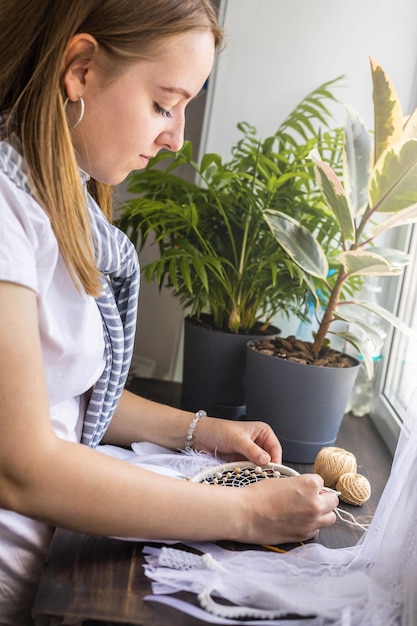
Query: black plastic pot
181 315 279 419
245 341 359 463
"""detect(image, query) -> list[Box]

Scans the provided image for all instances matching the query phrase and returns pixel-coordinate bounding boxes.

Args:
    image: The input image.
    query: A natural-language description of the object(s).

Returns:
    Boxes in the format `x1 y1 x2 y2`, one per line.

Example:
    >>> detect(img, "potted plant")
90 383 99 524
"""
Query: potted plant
246 58 417 462
117 79 345 417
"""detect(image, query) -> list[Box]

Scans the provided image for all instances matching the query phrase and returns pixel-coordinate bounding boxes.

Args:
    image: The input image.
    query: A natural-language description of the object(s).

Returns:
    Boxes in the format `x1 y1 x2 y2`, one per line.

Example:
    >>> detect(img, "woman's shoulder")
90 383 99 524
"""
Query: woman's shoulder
0 148 57 291
0 166 53 243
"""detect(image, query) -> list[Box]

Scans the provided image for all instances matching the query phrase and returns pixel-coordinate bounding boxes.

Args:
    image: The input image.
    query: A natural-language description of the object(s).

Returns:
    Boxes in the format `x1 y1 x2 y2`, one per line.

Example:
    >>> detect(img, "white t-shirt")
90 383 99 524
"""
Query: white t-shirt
0 169 106 624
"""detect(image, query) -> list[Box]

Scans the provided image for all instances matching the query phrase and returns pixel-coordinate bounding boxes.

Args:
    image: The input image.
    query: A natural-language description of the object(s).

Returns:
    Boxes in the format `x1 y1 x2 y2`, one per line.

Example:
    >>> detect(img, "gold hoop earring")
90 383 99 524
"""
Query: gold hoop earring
64 96 85 128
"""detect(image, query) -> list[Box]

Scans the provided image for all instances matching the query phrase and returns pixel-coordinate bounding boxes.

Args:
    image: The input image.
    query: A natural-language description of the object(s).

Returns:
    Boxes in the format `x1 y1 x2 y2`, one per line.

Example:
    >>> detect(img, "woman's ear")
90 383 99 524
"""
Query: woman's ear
62 33 98 101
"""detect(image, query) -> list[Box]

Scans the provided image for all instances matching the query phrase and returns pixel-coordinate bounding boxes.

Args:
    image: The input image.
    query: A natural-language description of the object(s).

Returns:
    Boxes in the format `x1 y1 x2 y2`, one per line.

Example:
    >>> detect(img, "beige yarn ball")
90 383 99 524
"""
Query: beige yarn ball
313 446 357 489
336 472 371 506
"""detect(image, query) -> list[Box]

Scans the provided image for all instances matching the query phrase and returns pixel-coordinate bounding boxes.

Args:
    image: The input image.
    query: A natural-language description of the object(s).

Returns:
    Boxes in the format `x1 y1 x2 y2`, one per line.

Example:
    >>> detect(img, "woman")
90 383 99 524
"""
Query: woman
0 1 338 623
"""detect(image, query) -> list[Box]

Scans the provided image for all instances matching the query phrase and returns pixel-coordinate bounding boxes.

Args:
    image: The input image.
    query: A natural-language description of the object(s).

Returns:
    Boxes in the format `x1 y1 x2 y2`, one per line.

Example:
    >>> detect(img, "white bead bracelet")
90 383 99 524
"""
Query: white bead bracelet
185 409 207 451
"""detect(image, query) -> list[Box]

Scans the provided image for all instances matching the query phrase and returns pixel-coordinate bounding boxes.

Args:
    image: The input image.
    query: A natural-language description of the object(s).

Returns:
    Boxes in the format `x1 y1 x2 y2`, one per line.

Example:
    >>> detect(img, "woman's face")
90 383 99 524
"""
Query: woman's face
68 30 215 185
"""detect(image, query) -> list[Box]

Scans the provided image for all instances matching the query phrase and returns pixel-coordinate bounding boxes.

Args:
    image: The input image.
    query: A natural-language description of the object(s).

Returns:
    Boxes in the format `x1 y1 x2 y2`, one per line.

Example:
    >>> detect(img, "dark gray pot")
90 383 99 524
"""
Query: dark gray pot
181 315 279 419
245 341 359 463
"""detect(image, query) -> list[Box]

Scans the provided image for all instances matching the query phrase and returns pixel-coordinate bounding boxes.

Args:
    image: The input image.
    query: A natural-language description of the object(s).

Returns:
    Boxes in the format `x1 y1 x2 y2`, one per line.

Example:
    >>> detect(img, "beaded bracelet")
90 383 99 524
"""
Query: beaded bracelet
185 409 207 451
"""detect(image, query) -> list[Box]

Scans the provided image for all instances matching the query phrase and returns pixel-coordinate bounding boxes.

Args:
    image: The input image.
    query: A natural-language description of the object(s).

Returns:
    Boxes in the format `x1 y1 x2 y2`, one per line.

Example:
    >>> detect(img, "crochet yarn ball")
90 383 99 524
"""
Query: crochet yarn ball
313 446 357 489
336 472 372 506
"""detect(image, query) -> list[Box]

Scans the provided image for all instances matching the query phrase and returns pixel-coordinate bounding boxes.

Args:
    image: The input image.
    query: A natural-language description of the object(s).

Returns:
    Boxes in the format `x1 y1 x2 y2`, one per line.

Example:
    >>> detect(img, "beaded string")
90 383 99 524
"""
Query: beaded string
185 410 207 451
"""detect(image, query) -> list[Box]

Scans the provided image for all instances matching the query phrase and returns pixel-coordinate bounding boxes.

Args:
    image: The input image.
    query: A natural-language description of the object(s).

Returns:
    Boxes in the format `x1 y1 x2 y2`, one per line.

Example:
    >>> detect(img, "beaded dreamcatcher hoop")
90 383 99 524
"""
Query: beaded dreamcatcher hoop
189 461 299 485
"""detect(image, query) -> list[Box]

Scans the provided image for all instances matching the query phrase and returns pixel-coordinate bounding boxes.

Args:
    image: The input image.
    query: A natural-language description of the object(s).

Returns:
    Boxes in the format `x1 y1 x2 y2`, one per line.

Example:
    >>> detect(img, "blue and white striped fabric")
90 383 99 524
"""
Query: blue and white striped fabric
82 185 139 447
0 141 140 448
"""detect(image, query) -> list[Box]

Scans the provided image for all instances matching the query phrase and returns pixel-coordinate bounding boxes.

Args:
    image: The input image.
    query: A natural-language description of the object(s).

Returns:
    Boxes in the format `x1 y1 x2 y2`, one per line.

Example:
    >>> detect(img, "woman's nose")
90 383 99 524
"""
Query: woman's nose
157 116 185 153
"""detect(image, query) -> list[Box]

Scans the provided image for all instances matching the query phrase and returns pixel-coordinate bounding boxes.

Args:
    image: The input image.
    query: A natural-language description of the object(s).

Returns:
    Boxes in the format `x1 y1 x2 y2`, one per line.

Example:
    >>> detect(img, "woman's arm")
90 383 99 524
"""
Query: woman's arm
105 389 283 466
103 388 197 450
0 281 338 545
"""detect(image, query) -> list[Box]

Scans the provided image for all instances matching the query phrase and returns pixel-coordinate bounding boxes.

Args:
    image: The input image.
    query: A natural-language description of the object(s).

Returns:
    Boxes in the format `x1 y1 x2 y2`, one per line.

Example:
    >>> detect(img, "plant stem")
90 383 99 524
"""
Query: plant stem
312 267 347 357
234 145 263 328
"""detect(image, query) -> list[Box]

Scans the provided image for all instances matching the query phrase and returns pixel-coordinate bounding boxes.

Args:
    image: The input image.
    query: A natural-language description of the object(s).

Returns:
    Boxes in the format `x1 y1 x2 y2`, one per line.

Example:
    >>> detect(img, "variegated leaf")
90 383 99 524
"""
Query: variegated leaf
353 300 417 341
370 57 403 163
338 249 400 276
264 210 328 279
371 202 417 237
366 246 410 269
402 107 417 140
329 329 374 377
343 104 372 217
369 139 417 213
312 156 355 243
333 308 386 349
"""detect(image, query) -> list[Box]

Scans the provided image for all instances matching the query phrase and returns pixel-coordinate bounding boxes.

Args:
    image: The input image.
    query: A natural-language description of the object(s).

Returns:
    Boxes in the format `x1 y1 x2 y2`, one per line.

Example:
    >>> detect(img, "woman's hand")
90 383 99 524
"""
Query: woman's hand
107 391 281 463
193 416 282 465
236 472 338 545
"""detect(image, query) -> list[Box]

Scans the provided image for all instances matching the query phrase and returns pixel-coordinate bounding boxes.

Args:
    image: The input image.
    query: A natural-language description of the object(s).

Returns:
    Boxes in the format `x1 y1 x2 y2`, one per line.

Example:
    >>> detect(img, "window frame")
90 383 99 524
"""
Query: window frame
371 223 417 454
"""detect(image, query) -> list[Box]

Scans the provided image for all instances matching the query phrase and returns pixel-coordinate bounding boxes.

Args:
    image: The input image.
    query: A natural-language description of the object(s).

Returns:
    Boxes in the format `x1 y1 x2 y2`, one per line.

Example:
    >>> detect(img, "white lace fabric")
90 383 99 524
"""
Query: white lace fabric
141 390 417 625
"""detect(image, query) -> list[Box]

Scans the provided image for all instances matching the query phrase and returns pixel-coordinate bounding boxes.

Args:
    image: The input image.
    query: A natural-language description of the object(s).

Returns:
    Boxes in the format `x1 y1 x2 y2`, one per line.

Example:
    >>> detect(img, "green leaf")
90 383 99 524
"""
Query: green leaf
339 249 401 276
343 104 372 216
179 256 193 293
333 308 386 349
403 106 417 139
354 300 417 342
200 153 223 174
371 201 417 237
310 154 355 243
330 330 374 377
192 257 209 292
180 141 194 161
367 246 410 270
369 139 417 213
168 257 179 291
264 210 328 279
371 57 403 163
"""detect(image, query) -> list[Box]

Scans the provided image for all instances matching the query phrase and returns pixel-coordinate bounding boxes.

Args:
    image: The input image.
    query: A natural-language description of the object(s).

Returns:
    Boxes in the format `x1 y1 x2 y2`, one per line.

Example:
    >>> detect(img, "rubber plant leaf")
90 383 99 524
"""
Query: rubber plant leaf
330 329 374 378
353 300 417 342
371 201 417 237
310 153 355 244
371 57 403 164
366 246 410 270
343 104 372 217
333 319 384 358
333 308 386 350
339 249 401 276
369 139 417 213
403 107 417 140
264 209 328 279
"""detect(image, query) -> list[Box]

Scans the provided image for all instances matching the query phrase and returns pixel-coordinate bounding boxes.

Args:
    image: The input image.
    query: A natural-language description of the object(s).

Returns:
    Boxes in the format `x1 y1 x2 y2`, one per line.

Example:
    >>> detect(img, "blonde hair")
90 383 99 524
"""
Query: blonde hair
0 0 223 296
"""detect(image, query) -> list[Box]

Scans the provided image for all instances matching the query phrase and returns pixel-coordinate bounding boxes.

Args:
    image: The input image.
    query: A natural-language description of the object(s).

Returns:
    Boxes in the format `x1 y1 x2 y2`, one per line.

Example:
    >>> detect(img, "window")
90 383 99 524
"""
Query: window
372 224 417 454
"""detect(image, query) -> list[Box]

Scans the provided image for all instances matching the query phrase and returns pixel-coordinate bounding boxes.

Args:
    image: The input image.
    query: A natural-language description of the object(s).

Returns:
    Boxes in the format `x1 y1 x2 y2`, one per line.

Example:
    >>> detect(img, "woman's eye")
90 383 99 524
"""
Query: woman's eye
153 102 172 118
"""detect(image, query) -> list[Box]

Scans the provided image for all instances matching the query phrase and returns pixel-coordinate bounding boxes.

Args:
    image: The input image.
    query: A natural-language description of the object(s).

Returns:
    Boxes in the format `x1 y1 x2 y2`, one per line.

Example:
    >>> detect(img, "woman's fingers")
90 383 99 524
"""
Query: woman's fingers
240 473 339 545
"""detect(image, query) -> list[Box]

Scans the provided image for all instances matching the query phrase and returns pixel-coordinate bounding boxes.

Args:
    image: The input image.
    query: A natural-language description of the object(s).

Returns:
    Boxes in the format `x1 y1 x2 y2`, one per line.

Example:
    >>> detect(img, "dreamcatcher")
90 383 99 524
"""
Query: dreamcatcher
189 461 299 485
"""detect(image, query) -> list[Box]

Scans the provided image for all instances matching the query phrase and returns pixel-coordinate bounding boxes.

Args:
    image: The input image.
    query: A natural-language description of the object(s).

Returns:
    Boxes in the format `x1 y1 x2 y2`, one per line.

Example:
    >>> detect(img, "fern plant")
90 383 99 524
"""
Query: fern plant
118 78 346 334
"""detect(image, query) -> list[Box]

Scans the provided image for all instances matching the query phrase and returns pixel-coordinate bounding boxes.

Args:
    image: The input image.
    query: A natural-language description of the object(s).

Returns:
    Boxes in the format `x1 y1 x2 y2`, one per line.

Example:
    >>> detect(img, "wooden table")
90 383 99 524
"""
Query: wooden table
33 378 393 625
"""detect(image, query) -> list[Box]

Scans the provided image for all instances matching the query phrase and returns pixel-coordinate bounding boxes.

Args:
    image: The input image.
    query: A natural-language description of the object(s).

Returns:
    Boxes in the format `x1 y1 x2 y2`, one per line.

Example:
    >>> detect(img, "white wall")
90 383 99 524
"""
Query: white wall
133 0 417 379
203 0 417 161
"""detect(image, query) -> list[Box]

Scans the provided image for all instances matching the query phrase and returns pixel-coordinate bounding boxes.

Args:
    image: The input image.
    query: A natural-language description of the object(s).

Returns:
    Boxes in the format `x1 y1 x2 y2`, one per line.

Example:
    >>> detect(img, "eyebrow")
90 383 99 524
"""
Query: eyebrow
159 86 193 99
